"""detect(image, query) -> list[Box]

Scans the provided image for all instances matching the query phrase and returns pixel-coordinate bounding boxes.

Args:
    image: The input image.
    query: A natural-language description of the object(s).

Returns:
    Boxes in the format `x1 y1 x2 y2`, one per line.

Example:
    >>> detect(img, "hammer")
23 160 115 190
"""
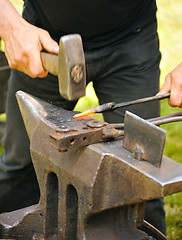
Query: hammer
40 34 86 101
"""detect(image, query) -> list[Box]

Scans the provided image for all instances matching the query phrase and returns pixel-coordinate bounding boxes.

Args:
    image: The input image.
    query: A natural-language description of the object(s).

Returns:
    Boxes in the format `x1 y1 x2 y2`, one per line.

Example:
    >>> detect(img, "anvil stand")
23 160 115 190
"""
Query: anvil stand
0 91 182 240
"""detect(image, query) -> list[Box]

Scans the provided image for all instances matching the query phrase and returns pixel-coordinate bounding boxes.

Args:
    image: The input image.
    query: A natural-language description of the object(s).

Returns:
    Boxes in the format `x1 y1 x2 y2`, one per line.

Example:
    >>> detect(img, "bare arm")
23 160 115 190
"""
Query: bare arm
158 62 182 108
0 0 59 78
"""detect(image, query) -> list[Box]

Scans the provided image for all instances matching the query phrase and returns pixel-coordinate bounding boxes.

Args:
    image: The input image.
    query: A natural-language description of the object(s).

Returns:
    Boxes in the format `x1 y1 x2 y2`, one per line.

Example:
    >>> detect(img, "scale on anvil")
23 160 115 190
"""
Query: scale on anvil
0 91 182 240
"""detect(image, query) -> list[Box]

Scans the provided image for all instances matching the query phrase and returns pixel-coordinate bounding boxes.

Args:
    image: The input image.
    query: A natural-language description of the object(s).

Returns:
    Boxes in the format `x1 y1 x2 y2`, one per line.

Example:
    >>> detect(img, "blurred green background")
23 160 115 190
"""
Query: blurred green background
0 0 182 239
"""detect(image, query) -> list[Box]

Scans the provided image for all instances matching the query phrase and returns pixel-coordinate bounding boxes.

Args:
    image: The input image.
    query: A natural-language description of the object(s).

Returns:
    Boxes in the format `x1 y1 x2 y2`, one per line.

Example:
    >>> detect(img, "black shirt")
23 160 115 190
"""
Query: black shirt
27 0 157 49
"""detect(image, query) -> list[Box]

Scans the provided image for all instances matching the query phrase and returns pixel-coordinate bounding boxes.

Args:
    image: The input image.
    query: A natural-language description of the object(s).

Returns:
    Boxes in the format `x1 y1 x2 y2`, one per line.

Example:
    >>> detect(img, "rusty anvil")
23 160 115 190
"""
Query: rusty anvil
0 91 182 240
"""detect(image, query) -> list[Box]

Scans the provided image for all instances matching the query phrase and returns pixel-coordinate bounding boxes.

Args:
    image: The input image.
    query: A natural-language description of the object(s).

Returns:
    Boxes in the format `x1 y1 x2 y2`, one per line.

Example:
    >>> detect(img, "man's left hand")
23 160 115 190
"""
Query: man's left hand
158 62 182 108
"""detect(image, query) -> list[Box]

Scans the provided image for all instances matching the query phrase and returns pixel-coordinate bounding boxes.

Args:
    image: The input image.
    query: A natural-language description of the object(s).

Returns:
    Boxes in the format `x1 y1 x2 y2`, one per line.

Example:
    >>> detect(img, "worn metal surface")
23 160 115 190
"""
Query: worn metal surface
123 111 166 167
0 91 182 239
0 205 43 239
75 93 170 117
50 117 123 151
0 51 10 114
49 108 182 152
58 34 86 100
40 34 86 101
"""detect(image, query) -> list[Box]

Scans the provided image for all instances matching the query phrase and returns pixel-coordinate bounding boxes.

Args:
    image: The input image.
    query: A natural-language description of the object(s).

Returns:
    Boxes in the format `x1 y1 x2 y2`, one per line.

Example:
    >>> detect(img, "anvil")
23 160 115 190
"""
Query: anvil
0 91 182 240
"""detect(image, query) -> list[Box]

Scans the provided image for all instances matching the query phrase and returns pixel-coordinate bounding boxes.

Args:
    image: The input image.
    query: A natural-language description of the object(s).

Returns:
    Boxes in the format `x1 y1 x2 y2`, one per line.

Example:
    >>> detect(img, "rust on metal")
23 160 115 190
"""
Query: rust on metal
123 111 166 167
87 120 105 128
49 117 123 151
50 109 181 153
0 91 182 239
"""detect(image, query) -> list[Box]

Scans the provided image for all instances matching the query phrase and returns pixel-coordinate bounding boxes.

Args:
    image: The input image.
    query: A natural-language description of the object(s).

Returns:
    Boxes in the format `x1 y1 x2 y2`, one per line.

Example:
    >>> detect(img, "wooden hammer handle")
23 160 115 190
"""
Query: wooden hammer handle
40 52 58 76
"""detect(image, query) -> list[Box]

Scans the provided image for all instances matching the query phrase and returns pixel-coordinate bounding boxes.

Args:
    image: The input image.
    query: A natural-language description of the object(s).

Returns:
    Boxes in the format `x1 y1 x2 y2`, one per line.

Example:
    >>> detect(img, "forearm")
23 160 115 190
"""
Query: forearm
0 0 59 78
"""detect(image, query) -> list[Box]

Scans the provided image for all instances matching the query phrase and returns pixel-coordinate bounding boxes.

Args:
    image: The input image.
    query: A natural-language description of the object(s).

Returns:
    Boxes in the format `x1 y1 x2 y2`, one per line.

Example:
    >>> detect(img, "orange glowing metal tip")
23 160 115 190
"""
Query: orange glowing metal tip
73 93 170 119
73 109 96 118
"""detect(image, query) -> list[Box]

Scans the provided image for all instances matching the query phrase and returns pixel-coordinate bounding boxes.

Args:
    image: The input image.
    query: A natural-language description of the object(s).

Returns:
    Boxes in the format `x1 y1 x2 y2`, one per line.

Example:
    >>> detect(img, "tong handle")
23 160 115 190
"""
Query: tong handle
149 111 182 126
113 93 170 110
110 110 182 129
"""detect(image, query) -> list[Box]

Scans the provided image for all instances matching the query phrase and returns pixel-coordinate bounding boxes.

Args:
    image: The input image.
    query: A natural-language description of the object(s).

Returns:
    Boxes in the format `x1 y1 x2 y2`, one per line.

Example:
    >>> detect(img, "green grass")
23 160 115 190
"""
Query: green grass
161 101 182 239
157 0 182 85
157 1 182 239
0 0 182 239
10 0 23 13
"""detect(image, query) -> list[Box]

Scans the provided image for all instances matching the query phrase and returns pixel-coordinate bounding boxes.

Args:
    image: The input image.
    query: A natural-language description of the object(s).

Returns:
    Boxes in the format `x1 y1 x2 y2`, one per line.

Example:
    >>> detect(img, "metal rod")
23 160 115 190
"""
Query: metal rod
109 110 182 129
150 116 182 126
111 93 170 111
0 65 10 71
148 110 182 122
74 93 170 118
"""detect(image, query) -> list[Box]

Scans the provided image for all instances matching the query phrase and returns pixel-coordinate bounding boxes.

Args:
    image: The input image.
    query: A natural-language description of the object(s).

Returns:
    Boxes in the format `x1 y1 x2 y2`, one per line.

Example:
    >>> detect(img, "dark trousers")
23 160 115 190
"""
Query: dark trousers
0 15 166 234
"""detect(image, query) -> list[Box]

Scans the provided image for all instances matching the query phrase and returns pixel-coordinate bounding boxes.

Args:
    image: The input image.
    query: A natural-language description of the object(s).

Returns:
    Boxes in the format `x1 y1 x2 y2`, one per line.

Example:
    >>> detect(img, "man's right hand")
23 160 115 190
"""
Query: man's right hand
0 0 59 78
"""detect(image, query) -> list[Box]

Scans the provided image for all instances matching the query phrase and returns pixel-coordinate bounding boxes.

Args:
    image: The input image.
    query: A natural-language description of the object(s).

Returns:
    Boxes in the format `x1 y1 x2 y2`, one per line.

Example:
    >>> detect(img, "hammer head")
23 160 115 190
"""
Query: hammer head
58 34 86 101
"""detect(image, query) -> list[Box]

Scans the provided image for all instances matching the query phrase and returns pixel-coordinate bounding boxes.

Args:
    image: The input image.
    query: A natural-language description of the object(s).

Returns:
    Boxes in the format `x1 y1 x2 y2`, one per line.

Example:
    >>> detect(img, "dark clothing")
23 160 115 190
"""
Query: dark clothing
0 0 166 235
26 0 157 49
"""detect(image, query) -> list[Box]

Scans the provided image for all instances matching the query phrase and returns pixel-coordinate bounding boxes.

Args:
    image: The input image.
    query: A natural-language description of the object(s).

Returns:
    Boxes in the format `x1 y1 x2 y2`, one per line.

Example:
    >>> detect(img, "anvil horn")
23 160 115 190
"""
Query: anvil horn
16 90 48 140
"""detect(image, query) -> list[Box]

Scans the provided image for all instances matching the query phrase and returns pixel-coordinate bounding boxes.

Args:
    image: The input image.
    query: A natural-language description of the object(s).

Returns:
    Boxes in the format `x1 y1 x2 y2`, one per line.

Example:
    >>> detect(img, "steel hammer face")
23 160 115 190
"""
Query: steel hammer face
58 34 86 101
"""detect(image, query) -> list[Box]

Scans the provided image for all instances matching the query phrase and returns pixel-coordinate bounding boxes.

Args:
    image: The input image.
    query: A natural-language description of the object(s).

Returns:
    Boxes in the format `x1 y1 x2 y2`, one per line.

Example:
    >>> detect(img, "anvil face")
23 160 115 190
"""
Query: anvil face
0 91 181 240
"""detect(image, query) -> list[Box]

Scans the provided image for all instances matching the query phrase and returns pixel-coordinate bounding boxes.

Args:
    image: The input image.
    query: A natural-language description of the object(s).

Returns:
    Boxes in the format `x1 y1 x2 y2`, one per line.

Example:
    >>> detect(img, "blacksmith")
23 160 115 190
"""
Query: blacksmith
1 0 180 235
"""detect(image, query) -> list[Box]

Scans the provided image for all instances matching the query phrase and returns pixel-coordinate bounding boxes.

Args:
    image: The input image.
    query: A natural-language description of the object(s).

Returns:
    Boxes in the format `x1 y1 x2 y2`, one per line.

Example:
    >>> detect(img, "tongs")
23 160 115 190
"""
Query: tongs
108 110 182 130
73 93 170 118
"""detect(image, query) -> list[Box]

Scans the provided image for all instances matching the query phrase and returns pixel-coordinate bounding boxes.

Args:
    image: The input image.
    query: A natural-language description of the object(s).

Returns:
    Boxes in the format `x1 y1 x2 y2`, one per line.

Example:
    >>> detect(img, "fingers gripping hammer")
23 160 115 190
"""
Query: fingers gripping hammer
40 34 86 101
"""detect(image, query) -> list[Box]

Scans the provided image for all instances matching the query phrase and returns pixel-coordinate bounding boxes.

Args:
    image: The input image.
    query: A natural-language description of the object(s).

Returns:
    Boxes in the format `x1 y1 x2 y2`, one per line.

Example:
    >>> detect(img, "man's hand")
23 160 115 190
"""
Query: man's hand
0 0 59 78
158 62 182 108
4 20 59 78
